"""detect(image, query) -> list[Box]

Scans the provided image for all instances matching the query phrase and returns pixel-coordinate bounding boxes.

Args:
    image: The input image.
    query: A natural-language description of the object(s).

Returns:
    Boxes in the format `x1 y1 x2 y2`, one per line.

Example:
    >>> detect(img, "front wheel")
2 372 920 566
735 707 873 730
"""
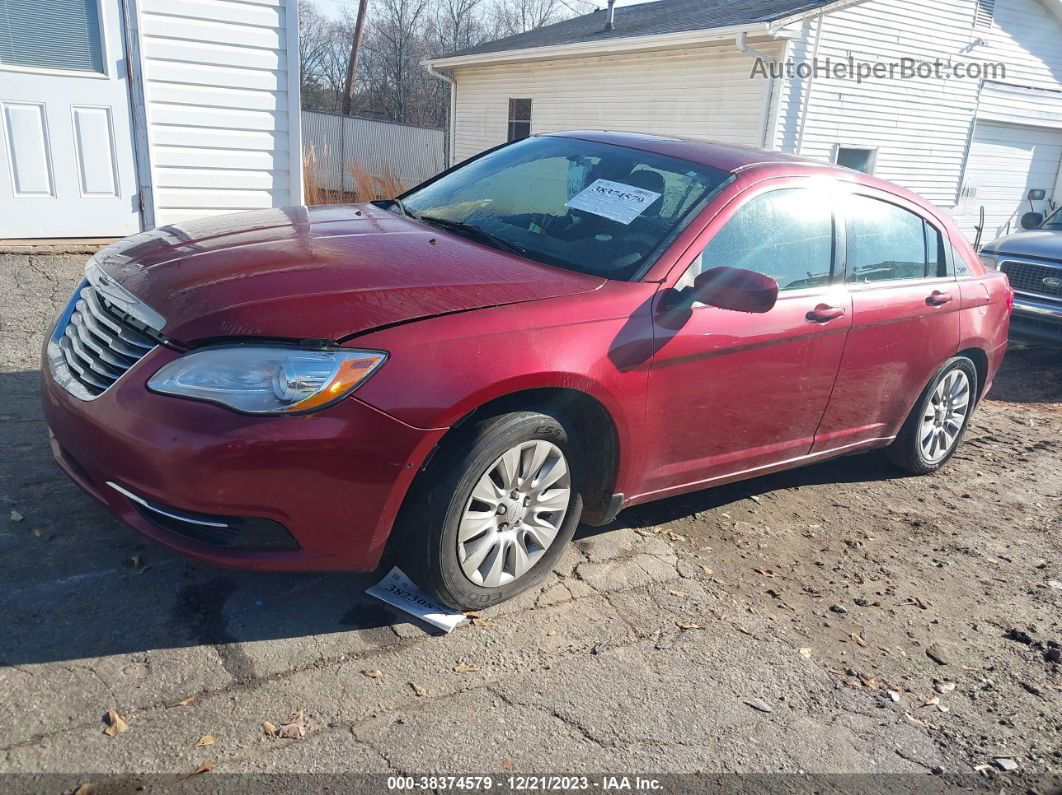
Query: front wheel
886 357 978 475
399 411 583 610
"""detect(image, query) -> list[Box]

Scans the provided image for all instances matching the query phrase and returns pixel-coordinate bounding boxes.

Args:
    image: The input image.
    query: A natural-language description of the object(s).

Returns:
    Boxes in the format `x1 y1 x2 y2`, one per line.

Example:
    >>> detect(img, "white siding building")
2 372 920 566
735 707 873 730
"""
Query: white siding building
0 0 302 239
427 0 1062 244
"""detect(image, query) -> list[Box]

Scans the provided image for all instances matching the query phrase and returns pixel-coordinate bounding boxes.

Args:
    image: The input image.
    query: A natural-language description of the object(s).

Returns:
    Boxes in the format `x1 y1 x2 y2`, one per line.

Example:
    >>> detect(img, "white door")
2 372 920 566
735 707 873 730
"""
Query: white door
0 0 141 238
956 121 1062 244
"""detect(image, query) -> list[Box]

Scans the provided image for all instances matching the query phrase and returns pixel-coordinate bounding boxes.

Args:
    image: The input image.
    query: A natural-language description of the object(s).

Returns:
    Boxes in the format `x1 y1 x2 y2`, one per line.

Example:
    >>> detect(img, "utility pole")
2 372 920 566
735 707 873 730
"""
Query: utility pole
341 0 370 116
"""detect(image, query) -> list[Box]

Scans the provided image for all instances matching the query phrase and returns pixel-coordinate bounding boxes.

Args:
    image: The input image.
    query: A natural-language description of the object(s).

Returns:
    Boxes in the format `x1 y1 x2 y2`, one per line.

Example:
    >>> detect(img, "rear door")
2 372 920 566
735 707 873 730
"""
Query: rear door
0 0 141 238
637 181 851 499
812 189 959 452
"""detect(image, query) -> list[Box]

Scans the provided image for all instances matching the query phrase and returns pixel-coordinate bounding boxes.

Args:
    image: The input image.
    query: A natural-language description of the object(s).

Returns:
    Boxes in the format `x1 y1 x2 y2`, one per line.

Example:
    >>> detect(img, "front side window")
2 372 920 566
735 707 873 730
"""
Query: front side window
507 99 532 142
400 136 731 280
846 195 944 283
0 0 105 73
681 188 835 292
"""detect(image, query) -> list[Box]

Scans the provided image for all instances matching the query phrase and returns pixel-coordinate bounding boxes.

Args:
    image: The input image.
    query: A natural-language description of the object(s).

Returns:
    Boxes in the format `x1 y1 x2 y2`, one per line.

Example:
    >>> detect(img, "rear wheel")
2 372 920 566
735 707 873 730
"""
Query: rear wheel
399 411 583 610
886 357 977 475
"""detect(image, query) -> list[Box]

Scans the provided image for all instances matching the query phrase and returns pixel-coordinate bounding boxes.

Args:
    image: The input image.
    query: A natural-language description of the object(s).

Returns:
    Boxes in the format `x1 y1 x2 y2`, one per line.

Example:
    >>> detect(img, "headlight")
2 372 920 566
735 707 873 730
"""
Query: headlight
979 253 999 271
147 346 386 415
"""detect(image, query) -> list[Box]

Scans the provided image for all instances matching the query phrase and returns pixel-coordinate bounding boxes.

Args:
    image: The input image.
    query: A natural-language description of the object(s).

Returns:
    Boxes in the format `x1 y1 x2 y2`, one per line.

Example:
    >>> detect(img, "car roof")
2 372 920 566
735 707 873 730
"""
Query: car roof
545 130 819 172
545 129 950 226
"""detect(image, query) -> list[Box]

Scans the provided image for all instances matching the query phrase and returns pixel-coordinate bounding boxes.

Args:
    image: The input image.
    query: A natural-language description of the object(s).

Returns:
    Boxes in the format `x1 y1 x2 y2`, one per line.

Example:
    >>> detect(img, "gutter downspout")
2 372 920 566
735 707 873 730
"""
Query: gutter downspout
736 32 778 150
426 62 457 168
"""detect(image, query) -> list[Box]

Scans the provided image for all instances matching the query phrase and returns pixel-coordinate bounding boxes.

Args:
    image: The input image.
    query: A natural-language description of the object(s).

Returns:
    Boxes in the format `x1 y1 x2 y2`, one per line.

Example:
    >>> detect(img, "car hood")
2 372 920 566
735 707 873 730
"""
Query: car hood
983 229 1062 262
91 205 605 343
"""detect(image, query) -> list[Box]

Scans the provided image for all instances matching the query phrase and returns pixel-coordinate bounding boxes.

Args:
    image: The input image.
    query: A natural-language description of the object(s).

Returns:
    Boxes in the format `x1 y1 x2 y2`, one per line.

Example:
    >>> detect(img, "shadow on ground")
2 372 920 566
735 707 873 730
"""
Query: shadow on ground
1 343 1056 666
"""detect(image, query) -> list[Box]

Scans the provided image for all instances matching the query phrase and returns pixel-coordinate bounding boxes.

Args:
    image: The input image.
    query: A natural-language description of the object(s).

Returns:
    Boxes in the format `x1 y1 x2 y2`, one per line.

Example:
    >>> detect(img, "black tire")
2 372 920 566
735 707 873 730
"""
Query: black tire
398 411 583 610
886 356 978 475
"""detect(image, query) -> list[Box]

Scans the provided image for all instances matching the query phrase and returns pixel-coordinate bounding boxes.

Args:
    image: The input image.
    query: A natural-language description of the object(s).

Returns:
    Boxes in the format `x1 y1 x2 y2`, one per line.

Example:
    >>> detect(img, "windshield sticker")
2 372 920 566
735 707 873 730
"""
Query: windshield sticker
566 179 662 225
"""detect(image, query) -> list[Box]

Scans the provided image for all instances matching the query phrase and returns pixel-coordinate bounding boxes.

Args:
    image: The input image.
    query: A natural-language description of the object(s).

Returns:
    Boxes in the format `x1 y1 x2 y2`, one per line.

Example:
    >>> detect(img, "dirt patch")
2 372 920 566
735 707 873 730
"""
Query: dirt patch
618 341 1062 782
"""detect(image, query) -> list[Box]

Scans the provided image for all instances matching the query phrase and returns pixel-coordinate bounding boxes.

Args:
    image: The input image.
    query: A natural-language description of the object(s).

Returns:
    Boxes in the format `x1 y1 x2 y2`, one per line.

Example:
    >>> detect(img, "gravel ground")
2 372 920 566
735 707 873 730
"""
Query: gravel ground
0 254 1059 791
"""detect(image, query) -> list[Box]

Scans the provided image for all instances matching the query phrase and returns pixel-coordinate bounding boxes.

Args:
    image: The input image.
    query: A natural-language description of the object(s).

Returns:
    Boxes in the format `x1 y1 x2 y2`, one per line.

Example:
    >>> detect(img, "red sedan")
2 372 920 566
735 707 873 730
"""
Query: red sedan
42 131 1012 609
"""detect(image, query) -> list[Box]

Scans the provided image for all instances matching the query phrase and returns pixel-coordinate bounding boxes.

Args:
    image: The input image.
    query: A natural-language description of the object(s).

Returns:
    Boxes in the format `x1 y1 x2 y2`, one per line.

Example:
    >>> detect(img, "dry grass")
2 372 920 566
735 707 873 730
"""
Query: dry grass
302 145 405 206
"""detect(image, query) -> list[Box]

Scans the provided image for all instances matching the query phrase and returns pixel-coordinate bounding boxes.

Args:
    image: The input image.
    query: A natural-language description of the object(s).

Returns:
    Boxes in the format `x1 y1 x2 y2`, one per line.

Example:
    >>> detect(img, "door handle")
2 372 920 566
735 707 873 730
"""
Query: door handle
806 305 846 323
926 291 953 307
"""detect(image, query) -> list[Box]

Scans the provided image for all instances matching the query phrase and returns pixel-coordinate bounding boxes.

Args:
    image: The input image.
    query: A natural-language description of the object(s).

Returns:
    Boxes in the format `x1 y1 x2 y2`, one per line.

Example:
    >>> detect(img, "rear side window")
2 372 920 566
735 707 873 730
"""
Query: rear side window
846 195 946 283
684 188 835 292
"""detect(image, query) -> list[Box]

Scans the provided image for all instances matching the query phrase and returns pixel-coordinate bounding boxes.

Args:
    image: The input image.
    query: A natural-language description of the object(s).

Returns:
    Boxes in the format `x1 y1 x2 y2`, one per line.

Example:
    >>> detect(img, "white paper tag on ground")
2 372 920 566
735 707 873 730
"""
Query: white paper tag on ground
565 178 662 225
366 567 467 633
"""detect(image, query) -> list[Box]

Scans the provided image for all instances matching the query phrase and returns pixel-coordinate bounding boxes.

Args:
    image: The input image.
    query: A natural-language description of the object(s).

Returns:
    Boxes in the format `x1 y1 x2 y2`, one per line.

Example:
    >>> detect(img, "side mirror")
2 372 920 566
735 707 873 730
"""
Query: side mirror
1021 212 1045 230
688 267 779 314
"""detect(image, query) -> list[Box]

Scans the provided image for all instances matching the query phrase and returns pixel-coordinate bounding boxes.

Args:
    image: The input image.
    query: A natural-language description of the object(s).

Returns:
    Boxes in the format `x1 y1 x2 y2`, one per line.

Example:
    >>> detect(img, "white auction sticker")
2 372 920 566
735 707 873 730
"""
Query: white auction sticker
566 178 662 225
366 566 468 633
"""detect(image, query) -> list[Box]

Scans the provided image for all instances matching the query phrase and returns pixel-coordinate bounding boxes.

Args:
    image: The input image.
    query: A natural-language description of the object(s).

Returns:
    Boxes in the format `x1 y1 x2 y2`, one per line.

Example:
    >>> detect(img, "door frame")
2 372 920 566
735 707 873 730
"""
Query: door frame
119 0 154 231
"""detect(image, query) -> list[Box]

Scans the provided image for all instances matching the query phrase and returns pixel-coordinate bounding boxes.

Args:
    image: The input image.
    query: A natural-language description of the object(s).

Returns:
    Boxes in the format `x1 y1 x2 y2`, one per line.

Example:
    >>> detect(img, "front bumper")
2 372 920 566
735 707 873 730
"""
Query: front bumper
42 344 446 571
1010 295 1062 345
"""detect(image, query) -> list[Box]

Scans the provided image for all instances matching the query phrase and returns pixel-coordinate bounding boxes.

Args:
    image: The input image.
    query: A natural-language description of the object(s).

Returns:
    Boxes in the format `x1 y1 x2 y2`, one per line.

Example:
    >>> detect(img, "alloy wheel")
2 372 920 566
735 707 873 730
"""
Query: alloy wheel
919 369 971 463
457 440 572 587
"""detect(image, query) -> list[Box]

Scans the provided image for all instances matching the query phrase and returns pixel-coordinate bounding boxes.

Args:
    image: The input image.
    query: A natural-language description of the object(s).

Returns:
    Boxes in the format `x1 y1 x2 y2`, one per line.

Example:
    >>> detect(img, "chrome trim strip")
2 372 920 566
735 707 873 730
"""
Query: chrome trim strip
87 259 166 332
633 436 897 503
1013 295 1062 320
106 481 230 529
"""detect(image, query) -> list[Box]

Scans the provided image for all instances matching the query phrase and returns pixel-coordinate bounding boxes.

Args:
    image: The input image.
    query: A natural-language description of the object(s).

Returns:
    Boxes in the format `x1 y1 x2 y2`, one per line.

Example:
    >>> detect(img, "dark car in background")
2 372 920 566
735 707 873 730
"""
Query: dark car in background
980 206 1062 345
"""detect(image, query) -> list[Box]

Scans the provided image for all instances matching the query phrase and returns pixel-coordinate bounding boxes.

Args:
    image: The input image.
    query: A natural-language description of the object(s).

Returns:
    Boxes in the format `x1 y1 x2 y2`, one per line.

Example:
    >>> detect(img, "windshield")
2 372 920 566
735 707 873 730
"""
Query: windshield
398 136 731 281
1043 207 1062 229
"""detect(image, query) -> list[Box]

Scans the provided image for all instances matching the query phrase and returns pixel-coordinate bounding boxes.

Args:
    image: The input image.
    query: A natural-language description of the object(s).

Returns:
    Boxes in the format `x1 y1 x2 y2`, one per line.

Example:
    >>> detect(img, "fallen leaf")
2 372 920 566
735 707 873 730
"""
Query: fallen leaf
190 762 215 775
675 622 701 630
857 673 878 689
195 734 216 748
73 784 96 795
901 597 928 610
102 709 128 737
452 663 480 673
848 633 867 647
905 712 929 729
921 695 941 708
500 759 515 771
753 568 779 578
171 695 197 708
700 565 714 576
262 722 278 737
278 709 306 740
410 682 427 697
362 670 382 679
464 610 482 619
667 532 686 542
668 590 687 598
31 527 43 537
9 510 23 522
471 617 489 628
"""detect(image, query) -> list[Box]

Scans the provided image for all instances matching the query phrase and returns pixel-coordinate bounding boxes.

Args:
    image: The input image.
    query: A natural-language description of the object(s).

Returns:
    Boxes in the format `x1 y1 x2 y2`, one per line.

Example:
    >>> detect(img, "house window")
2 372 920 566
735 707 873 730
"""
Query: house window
834 146 877 174
507 99 532 142
0 0 105 73
974 0 996 29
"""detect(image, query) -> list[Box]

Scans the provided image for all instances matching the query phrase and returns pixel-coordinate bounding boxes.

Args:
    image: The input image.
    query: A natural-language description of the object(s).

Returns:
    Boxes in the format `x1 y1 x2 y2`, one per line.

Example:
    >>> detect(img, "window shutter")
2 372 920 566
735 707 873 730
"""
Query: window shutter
0 0 105 73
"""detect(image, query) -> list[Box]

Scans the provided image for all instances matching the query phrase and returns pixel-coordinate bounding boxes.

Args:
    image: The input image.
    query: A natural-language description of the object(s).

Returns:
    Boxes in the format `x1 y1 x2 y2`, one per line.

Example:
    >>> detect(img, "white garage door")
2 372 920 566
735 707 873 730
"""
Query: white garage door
956 121 1062 244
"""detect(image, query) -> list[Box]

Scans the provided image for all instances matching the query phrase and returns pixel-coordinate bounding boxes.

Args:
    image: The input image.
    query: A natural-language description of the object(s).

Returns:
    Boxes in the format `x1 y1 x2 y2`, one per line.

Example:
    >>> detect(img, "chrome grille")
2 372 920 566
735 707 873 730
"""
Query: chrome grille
1000 260 1062 300
48 275 165 400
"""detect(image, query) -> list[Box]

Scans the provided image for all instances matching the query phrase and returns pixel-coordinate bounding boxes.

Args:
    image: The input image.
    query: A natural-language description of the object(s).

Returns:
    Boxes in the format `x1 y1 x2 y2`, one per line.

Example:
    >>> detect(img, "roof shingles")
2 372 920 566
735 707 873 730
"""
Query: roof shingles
442 0 834 59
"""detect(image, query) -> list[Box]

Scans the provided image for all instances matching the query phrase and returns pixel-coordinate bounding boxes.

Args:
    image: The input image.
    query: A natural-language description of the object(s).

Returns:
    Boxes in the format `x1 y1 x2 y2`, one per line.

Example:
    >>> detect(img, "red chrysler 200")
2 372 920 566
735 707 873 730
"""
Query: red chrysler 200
42 132 1012 609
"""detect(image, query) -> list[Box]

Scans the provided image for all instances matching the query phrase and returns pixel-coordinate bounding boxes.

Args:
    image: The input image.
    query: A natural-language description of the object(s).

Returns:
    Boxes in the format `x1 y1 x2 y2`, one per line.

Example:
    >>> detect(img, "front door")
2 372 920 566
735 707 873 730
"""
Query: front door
636 182 851 500
0 0 141 238
812 190 961 451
